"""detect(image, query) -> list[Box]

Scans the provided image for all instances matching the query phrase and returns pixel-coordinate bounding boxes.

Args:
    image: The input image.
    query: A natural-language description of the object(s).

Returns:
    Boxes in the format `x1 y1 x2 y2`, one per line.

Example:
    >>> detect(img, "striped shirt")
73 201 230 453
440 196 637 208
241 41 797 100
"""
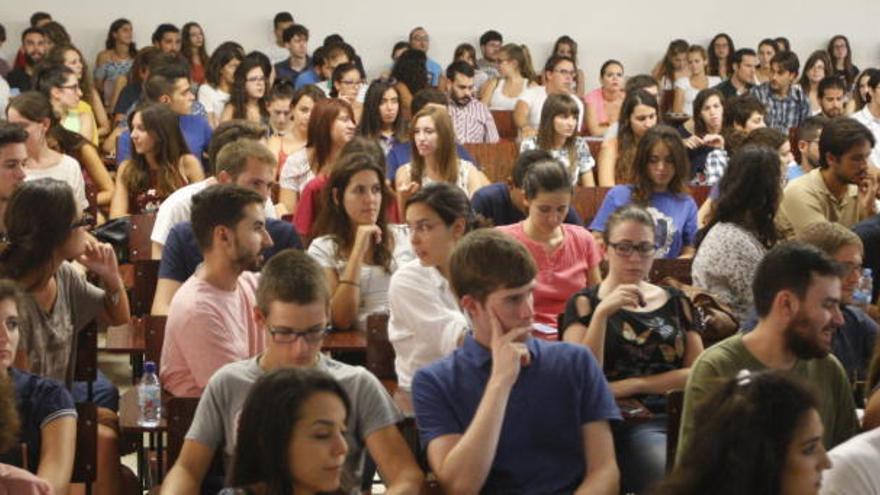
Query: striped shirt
447 99 500 144
750 82 811 131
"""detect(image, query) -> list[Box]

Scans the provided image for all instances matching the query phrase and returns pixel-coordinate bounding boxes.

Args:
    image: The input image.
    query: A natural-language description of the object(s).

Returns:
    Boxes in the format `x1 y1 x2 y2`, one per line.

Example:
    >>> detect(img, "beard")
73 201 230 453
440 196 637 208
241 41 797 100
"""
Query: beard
784 312 831 360
231 237 263 272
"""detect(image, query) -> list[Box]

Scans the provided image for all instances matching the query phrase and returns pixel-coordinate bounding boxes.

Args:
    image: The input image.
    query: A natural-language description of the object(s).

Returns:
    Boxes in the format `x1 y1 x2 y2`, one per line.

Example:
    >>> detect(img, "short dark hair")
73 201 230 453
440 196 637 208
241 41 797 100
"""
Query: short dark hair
190 184 265 252
543 55 575 73
29 12 51 27
151 23 179 44
144 63 189 101
446 60 475 80
625 74 659 93
273 12 294 29
449 229 537 303
770 50 799 75
207 120 267 168
257 249 330 314
512 149 554 188
282 24 308 43
732 48 756 65
20 27 44 43
522 158 571 199
479 30 502 46
867 70 880 91
752 242 842 318
818 76 847 99
0 122 28 147
818 117 876 168
726 94 766 128
411 88 447 115
797 115 829 143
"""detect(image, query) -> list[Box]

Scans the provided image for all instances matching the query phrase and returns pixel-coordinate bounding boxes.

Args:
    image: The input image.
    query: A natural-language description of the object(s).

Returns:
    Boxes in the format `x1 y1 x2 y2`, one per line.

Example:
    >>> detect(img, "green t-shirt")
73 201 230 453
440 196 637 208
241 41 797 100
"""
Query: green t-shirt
676 333 859 464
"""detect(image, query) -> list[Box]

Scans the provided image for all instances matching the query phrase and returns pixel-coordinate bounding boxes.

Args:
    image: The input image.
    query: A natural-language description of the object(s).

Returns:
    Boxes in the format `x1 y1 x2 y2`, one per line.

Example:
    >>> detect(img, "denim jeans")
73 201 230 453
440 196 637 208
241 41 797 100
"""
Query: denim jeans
612 414 667 494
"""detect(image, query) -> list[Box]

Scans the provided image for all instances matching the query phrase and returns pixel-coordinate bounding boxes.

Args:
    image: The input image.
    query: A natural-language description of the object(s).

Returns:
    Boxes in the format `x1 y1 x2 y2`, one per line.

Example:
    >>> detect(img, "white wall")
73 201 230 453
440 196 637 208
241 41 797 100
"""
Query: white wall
2 1 878 91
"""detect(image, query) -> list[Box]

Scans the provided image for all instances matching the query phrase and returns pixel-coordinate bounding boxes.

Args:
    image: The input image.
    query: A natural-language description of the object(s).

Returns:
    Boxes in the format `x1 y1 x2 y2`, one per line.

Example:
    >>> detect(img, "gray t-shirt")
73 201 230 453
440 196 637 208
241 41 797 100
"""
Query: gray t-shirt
186 353 403 494
19 262 105 382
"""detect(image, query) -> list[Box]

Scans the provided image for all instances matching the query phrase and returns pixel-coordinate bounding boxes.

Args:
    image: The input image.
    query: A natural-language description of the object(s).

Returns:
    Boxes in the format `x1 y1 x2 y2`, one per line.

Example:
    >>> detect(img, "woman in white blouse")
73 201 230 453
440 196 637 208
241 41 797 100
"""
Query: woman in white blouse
308 152 412 330
388 182 477 390
672 45 721 117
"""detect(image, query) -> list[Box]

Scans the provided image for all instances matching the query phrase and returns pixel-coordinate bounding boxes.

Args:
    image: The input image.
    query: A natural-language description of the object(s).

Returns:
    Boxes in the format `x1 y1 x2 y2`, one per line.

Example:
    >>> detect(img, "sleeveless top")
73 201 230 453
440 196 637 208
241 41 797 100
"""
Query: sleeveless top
94 58 133 106
422 160 476 197
489 78 522 111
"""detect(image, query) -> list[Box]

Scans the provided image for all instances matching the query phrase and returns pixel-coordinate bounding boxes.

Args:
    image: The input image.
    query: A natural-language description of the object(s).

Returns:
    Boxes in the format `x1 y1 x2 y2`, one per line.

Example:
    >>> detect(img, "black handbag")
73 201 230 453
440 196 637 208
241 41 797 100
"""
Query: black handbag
92 216 131 263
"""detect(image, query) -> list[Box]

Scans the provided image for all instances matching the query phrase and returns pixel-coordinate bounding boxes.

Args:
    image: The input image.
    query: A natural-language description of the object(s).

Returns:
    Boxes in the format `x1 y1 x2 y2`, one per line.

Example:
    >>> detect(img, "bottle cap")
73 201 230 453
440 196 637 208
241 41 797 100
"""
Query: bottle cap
864 268 873 277
144 361 156 373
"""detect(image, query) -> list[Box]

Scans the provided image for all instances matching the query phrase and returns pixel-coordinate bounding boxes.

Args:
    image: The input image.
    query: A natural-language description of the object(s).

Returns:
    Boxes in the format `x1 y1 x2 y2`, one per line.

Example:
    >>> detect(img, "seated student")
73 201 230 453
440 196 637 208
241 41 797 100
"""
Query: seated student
471 149 581 227
520 93 596 186
151 23 181 54
445 61 499 144
389 183 473 391
294 42 349 91
852 70 880 166
328 62 363 121
713 48 757 98
6 92 88 211
479 43 537 111
722 93 766 148
596 89 659 186
35 63 97 146
749 50 811 131
707 33 734 79
550 35 587 97
497 159 601 329
788 115 830 181
592 125 698 258
476 30 503 81
264 81 295 170
651 39 688 92
110 103 203 217
161 249 423 495
822 428 880 495
412 229 620 493
116 62 213 167
273 24 310 87
677 88 728 185
153 140 300 315
817 76 847 120
677 242 860 463
563 205 703 493
693 146 782 324
47 44 112 141
514 55 585 138
407 26 441 87
395 106 489 202
601 74 660 140
441 43 489 95
656 371 832 495
583 60 625 137
198 43 243 128
385 88 476 181
262 12 294 64
672 45 721 117
220 57 268 125
799 51 833 115
389 48 428 121
308 153 413 330
777 117 877 238
0 279 76 495
160 184 271 398
357 79 406 155
798 222 878 384
0 122 28 232
221 368 351 495
279 98 355 215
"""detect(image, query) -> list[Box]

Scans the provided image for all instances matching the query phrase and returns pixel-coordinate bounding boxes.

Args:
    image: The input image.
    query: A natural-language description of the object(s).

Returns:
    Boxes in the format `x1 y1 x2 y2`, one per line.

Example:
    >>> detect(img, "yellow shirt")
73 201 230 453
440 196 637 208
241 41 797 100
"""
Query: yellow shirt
776 168 860 239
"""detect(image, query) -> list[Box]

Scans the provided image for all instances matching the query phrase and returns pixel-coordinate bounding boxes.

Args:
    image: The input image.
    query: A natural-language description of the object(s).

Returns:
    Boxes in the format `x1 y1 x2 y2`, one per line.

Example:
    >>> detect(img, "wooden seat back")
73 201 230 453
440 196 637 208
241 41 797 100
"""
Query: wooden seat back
463 141 519 184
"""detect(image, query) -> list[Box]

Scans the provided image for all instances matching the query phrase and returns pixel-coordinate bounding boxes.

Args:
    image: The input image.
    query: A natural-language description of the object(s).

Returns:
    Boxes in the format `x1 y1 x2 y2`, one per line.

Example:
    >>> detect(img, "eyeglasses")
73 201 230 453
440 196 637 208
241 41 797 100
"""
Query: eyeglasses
267 324 330 344
70 213 96 230
59 83 80 91
608 241 657 258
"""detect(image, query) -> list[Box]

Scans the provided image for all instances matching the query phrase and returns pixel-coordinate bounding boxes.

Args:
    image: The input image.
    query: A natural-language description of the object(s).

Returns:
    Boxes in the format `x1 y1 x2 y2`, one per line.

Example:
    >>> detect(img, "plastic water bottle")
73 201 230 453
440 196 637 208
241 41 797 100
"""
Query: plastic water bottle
137 361 162 427
853 268 874 309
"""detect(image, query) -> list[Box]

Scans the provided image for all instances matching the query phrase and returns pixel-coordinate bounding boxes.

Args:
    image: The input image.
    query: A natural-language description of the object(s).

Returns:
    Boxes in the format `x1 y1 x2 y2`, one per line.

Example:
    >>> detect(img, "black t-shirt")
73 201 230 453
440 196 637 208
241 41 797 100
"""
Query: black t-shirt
471 182 583 227
6 69 31 92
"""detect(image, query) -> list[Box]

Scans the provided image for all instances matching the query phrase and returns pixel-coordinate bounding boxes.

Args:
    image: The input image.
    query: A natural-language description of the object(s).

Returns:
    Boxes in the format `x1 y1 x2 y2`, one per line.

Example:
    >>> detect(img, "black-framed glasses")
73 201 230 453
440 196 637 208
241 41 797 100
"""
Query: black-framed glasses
608 241 657 258
71 213 96 230
267 324 330 344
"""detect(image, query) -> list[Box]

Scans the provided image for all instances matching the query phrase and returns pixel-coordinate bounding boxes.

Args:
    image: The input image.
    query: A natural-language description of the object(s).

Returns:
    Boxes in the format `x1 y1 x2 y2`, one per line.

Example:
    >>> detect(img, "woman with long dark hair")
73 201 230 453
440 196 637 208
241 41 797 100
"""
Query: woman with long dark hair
111 103 202 217
220 56 269 125
828 35 860 88
597 89 660 186
357 79 406 154
673 45 721 117
390 49 429 122
677 88 727 184
652 39 689 91
584 59 625 137
308 152 413 330
181 22 209 86
329 62 363 123
654 371 831 495
198 42 244 128
799 50 833 114
592 125 697 258
756 38 777 84
707 33 735 79
520 93 596 186
692 145 782 323
93 18 136 108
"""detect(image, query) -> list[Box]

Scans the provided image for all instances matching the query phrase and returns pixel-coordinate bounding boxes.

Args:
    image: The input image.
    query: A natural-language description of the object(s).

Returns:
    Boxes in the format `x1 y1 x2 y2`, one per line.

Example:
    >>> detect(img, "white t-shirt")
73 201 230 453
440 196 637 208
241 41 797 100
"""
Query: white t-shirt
262 43 291 65
197 84 229 122
674 76 722 116
278 148 312 194
853 106 880 167
150 178 277 246
388 258 468 390
517 86 584 131
307 224 414 328
0 76 9 117
821 428 880 495
25 154 88 211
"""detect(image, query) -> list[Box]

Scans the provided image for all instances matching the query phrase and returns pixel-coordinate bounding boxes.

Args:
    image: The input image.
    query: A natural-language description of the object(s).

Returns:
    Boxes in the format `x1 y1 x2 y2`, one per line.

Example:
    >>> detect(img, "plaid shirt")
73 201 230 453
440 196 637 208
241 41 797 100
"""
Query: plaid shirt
750 83 811 131
690 149 728 186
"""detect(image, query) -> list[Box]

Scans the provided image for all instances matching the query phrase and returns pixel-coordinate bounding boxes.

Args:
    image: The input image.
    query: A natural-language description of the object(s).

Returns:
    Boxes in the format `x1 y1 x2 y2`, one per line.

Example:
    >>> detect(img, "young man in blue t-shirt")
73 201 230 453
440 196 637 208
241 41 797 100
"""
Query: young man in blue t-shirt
412 230 620 494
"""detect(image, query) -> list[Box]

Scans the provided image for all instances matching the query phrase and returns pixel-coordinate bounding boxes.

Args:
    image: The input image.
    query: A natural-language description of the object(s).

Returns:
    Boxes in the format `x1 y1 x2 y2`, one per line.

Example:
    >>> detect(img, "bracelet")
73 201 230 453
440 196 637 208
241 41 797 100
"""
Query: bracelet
338 279 360 288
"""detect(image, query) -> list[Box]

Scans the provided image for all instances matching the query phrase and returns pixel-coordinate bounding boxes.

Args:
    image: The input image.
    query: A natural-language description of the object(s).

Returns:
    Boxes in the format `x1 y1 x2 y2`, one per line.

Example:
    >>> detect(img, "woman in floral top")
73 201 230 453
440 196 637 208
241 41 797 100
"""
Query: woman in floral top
562 204 703 494
519 93 595 186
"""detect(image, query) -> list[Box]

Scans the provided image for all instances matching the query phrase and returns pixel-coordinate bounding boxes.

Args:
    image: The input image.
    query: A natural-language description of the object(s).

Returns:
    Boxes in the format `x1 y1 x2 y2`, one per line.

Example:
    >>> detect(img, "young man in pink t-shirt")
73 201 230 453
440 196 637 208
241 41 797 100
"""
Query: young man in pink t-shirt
160 184 273 397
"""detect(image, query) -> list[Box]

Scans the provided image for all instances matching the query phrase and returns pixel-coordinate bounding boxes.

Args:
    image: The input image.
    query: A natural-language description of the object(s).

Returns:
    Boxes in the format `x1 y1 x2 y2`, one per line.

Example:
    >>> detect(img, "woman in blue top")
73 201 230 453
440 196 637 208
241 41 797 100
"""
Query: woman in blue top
590 125 698 258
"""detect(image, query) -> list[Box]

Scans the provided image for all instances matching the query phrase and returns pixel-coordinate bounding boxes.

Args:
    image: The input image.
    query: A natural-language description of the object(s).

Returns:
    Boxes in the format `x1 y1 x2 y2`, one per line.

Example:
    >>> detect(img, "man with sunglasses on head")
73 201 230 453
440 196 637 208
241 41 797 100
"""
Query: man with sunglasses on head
160 184 273 398
162 249 424 495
